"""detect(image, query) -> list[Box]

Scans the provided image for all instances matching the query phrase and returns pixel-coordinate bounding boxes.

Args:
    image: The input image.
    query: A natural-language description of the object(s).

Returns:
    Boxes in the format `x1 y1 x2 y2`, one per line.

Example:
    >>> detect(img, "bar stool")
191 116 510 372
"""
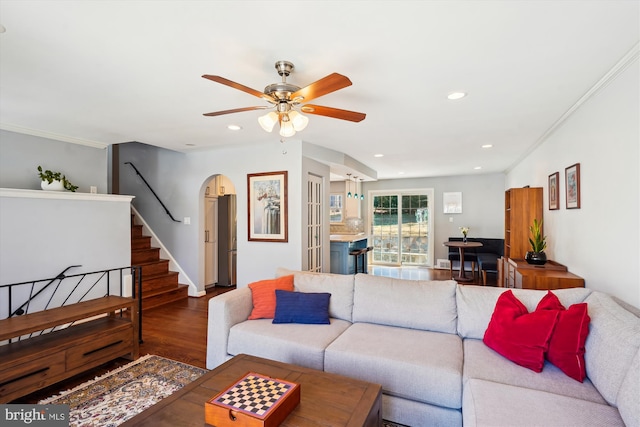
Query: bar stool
349 248 367 274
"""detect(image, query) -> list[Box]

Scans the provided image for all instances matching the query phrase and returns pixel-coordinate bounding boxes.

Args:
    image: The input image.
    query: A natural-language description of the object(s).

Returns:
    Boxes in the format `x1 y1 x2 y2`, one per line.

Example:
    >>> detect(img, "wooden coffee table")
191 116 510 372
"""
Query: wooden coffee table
120 354 382 427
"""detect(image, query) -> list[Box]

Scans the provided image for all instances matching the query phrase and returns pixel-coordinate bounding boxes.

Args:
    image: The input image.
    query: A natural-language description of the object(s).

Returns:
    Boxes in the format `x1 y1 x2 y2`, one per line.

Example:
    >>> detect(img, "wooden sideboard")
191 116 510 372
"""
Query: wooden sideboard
498 257 585 290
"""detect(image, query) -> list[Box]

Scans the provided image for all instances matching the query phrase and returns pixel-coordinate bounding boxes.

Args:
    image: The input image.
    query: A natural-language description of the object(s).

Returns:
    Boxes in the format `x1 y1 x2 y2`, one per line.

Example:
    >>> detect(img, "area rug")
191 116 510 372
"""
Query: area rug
39 354 207 427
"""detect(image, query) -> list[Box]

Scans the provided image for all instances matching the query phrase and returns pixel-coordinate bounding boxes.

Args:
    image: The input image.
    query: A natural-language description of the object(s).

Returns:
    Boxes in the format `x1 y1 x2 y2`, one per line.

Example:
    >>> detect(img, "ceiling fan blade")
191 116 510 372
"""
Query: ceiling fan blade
300 105 366 122
290 73 352 103
202 75 275 102
203 106 269 117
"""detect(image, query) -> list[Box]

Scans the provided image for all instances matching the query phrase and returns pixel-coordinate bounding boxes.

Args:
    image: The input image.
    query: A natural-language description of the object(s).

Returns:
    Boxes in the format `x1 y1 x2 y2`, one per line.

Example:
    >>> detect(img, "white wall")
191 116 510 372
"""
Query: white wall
506 60 639 307
118 139 306 291
0 190 133 317
363 173 505 263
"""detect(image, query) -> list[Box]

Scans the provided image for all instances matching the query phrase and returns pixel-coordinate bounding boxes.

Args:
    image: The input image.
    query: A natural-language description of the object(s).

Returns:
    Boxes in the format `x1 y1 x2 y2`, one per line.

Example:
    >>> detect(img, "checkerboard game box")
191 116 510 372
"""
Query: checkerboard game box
205 372 301 427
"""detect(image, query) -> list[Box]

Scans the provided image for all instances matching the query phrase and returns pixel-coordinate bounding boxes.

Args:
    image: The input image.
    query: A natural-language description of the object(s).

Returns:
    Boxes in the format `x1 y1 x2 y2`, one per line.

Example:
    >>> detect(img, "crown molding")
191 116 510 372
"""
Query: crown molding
0 123 109 149
506 42 640 173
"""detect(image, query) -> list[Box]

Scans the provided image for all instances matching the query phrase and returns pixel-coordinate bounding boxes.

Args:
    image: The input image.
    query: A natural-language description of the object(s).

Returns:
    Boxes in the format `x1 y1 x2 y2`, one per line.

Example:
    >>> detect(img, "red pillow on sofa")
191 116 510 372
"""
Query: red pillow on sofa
483 290 559 372
536 291 590 382
248 275 294 319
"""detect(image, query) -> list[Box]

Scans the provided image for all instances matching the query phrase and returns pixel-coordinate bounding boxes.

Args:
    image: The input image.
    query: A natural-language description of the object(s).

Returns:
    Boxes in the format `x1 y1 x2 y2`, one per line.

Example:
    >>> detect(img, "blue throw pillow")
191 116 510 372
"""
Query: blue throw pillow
272 290 331 324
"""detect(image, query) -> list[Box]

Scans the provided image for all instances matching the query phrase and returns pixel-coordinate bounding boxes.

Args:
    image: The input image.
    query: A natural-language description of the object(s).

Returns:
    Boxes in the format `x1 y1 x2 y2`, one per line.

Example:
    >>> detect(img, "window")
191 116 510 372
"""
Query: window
330 193 343 223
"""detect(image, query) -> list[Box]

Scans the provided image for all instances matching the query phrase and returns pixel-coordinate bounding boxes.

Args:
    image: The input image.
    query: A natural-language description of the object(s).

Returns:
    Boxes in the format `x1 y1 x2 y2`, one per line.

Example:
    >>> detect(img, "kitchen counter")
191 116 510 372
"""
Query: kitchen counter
330 234 368 243
330 235 369 274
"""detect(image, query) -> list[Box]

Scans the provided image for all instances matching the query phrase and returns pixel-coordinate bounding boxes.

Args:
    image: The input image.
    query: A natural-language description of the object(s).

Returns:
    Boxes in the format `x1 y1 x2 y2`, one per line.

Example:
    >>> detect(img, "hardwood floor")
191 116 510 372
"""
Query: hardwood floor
14 267 493 404
14 285 234 404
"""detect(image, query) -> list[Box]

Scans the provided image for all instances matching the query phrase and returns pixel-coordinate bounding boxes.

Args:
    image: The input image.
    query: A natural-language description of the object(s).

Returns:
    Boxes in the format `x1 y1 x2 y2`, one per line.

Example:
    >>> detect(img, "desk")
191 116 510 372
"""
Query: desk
443 241 483 282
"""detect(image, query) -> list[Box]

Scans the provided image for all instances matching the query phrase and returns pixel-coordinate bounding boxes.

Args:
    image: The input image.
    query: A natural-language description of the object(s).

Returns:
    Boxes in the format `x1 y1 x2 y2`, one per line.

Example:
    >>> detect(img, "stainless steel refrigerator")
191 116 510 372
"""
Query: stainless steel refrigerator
217 195 237 286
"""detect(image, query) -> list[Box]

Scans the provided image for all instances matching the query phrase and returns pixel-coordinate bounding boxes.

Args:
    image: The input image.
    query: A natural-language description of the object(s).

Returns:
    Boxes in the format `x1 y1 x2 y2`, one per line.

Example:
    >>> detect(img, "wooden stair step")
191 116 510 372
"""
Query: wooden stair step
137 260 170 277
142 272 179 292
131 236 152 250
132 247 160 264
141 284 189 311
131 224 144 238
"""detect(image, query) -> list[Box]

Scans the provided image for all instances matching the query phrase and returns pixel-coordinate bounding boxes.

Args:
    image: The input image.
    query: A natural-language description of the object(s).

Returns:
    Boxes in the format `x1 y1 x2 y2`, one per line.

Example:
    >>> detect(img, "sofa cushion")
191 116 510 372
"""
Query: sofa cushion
276 267 354 322
583 291 640 406
617 347 640 427
463 339 607 404
536 291 590 382
272 290 331 324
227 318 352 371
247 275 294 320
463 378 624 427
325 322 463 409
483 290 558 372
456 285 592 339
353 274 458 333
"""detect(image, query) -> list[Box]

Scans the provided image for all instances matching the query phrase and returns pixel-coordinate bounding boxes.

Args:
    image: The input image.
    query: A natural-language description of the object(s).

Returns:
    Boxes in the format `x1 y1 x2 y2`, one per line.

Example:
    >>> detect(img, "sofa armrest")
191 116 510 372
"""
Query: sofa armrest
206 287 253 369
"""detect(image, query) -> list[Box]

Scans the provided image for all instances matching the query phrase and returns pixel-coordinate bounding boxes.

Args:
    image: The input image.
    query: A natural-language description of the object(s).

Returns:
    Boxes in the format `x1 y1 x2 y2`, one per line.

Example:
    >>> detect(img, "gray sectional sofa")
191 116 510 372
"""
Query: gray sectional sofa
206 269 640 427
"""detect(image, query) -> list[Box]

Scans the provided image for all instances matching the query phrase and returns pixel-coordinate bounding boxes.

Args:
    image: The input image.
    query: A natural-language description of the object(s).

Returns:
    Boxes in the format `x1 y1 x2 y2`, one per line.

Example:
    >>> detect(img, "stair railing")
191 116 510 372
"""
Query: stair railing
125 161 181 223
1 265 143 343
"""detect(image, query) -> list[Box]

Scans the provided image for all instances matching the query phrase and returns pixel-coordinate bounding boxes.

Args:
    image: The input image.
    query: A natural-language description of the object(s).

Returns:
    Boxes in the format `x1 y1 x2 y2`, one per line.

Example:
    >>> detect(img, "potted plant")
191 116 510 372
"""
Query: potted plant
37 166 78 192
525 218 547 265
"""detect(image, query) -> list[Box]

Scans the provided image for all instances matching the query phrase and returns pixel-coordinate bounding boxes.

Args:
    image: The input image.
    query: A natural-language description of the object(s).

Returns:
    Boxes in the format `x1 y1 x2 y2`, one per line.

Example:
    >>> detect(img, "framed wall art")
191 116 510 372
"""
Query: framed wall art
548 172 559 210
565 163 580 209
443 192 462 214
248 171 288 242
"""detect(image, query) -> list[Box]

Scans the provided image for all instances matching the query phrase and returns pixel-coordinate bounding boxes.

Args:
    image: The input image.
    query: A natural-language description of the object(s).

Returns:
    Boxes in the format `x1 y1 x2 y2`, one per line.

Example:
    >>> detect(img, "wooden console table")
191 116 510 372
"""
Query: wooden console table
499 257 584 290
0 296 139 403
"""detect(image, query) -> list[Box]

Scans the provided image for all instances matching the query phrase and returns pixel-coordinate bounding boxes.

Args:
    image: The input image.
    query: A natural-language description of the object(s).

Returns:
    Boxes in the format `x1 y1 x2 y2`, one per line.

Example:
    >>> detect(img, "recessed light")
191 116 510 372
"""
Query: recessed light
474 166 482 170
227 124 242 131
398 171 405 175
185 143 196 147
481 144 493 149
374 154 384 158
447 92 467 100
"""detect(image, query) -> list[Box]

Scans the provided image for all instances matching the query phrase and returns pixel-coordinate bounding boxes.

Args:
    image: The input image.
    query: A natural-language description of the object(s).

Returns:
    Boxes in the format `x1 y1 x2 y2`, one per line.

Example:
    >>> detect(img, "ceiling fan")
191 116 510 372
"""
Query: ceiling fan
202 61 366 137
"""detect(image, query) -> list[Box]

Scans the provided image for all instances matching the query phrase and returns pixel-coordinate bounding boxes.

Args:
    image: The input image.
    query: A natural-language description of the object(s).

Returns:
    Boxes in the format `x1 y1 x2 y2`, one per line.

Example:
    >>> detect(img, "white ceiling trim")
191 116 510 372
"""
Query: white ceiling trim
0 123 109 149
505 42 640 173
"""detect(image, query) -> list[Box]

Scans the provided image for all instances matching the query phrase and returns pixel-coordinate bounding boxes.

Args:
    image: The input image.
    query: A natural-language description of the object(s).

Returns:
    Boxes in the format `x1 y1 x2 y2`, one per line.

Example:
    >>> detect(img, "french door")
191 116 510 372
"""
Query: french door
369 189 434 267
306 173 323 272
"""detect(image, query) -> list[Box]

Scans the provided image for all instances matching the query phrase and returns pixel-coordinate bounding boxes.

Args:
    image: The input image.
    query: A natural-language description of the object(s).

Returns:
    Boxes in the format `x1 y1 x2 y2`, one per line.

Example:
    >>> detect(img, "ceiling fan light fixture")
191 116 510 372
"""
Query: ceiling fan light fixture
289 111 309 131
258 111 279 132
279 118 296 137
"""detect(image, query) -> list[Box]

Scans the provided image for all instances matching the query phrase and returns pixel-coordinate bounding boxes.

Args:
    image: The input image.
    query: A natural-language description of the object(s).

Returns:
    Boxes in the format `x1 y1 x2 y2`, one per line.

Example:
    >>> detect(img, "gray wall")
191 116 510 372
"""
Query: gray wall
0 130 108 192
362 173 505 263
118 139 308 291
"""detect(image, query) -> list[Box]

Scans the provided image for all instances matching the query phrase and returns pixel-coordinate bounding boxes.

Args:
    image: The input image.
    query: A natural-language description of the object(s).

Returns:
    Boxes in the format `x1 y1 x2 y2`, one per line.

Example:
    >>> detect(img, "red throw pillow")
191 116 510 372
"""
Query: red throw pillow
483 290 559 372
248 275 294 319
536 291 590 382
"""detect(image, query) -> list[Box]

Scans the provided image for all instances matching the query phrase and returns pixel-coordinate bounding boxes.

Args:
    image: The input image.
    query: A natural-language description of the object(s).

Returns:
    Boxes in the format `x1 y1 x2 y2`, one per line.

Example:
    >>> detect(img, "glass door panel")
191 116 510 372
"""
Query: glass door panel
370 191 433 267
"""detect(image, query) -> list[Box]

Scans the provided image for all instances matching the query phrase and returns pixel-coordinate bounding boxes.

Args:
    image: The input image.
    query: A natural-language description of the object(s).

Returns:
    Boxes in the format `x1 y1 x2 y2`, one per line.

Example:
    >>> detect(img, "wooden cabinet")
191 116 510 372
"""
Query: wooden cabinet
504 187 543 260
0 296 138 403
499 257 584 290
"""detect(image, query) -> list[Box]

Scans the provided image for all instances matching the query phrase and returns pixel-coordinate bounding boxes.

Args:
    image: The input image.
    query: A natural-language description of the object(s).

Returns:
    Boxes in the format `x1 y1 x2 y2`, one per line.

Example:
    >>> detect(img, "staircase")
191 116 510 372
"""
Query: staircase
131 216 189 310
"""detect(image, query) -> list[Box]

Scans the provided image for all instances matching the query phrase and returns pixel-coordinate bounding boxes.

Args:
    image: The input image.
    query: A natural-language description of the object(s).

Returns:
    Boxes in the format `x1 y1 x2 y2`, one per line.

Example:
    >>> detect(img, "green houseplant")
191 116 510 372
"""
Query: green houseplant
525 218 547 265
37 166 78 192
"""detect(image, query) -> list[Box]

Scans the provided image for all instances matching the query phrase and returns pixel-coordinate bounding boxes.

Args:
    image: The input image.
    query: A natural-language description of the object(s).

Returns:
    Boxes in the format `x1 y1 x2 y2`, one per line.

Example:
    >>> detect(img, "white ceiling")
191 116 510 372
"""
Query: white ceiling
0 1 638 180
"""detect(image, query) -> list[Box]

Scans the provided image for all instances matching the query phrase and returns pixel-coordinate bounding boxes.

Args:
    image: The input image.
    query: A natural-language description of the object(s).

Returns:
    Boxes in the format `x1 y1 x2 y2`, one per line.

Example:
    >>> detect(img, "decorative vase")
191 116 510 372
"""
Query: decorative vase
463 235 468 243
41 180 65 191
525 251 547 265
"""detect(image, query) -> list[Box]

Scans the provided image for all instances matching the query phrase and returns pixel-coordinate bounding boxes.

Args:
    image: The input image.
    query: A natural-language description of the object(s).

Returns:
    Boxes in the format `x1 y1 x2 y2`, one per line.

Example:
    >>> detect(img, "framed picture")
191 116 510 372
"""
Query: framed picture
443 192 462 214
248 171 288 242
548 172 559 210
565 163 581 209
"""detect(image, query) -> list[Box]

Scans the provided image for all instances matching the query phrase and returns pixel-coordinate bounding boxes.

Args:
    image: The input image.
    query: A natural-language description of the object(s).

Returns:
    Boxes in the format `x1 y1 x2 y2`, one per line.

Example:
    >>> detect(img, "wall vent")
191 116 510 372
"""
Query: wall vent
436 259 451 270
